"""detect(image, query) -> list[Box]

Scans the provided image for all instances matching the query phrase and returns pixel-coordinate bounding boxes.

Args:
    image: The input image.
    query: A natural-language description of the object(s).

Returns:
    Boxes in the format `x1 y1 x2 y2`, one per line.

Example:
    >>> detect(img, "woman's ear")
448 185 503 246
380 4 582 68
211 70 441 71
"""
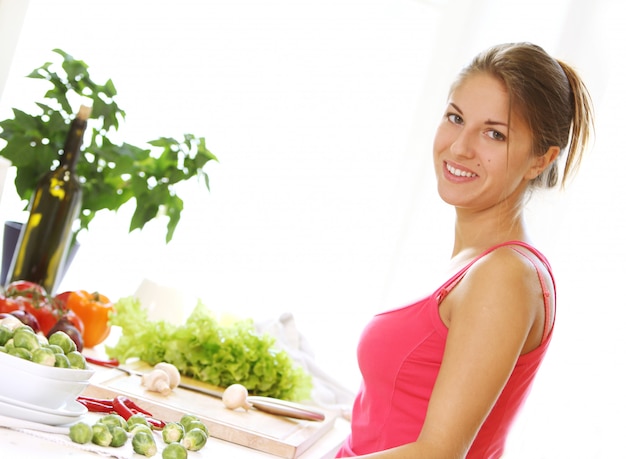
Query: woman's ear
526 146 560 179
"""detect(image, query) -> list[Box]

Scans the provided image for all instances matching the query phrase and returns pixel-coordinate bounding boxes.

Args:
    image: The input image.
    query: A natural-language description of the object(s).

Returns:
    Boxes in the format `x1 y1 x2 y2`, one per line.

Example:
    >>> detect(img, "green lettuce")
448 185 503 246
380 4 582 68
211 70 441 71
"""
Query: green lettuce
105 297 312 401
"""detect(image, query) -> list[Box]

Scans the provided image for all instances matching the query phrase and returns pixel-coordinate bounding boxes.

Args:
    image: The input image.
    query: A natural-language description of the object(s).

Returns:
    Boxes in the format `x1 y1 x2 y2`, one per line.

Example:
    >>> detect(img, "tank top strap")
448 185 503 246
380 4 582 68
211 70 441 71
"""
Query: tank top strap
508 244 555 342
435 241 556 341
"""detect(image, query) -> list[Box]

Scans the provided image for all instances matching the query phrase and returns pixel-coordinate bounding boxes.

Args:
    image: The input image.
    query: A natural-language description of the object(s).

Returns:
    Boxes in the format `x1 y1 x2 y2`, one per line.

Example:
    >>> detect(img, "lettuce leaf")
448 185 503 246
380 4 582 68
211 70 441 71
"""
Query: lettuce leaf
105 297 312 401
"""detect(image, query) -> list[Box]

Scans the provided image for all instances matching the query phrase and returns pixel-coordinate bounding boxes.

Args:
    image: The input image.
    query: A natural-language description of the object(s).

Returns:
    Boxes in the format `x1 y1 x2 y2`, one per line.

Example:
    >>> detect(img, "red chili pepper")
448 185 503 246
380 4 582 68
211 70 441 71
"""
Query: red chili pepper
111 396 134 419
84 356 120 367
116 396 152 416
76 394 164 430
111 396 164 430
76 396 114 413
144 416 166 430
77 396 114 405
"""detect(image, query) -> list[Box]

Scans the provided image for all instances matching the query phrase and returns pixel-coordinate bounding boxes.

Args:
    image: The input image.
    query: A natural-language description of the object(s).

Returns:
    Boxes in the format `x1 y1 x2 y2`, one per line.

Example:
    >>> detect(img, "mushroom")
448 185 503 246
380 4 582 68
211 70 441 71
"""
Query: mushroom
154 362 181 389
222 383 252 411
141 362 181 395
142 368 172 395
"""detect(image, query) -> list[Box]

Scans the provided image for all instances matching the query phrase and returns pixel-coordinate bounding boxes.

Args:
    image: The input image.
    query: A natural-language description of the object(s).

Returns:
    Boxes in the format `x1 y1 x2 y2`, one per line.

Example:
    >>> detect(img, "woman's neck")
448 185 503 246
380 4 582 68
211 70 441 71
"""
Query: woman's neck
450 206 530 262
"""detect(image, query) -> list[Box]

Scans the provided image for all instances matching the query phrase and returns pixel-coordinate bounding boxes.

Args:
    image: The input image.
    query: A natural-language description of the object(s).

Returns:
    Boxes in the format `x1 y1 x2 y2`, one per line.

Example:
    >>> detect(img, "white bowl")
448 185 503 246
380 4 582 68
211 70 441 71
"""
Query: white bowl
0 350 94 381
0 351 94 410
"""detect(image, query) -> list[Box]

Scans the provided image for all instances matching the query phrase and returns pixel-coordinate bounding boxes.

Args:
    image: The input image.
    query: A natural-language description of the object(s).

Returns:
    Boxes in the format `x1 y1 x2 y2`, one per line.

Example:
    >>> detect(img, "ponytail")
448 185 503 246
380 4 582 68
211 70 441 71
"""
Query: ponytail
557 60 595 188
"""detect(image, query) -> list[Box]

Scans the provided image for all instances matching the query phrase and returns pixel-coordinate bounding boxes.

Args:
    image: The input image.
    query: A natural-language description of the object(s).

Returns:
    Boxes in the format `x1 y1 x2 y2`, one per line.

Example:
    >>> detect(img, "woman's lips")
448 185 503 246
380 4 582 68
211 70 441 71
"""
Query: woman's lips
444 161 478 180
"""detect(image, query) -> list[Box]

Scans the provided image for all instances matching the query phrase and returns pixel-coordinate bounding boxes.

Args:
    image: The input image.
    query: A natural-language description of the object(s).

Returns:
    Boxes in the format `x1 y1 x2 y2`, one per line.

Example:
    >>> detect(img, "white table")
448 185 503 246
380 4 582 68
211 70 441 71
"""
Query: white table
0 414 349 458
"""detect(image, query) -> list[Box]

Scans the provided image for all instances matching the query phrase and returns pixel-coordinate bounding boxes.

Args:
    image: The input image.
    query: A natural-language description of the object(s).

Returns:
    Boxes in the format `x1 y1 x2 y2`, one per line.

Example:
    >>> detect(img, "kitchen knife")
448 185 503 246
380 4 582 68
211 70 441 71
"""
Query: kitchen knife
89 361 326 422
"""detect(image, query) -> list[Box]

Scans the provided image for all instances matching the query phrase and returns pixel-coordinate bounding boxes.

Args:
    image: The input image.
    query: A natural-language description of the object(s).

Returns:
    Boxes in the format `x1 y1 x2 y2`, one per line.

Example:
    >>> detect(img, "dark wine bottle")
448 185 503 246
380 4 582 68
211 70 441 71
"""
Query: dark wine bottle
6 104 91 294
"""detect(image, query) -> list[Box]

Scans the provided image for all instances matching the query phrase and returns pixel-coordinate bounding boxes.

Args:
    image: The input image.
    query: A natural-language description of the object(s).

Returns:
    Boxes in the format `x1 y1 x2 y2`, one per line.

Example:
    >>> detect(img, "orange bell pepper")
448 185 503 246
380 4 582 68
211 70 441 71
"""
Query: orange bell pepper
66 290 114 348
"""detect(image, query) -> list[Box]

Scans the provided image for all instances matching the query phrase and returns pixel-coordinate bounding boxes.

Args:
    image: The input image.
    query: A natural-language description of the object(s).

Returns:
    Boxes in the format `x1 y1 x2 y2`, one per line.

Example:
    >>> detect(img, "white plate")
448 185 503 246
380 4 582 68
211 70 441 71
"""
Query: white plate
0 394 86 426
0 393 87 416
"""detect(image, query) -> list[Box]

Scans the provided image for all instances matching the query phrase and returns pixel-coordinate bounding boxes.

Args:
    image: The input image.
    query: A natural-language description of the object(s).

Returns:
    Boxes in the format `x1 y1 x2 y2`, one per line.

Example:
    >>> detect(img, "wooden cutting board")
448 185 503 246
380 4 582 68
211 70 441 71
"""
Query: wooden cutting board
83 362 338 458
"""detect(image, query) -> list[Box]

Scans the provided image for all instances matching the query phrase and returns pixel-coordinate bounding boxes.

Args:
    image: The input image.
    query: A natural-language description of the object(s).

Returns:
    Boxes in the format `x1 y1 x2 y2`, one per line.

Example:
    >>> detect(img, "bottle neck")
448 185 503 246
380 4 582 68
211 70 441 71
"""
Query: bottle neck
61 117 88 172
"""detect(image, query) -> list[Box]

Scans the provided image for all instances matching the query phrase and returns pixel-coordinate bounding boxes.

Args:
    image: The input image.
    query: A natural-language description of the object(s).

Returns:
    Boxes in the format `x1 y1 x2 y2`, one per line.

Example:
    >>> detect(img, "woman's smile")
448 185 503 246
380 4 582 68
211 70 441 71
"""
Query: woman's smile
444 160 479 180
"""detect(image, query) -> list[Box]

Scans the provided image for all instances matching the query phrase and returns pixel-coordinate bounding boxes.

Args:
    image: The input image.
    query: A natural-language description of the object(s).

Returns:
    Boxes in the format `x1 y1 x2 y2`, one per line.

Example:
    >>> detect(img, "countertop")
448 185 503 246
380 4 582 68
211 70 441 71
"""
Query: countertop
0 353 350 458
0 418 349 458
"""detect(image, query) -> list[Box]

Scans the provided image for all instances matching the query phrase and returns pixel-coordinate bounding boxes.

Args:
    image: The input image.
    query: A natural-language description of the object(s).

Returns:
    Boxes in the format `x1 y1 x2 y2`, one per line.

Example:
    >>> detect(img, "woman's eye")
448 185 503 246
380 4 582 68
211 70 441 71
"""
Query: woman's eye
446 113 463 125
486 129 506 141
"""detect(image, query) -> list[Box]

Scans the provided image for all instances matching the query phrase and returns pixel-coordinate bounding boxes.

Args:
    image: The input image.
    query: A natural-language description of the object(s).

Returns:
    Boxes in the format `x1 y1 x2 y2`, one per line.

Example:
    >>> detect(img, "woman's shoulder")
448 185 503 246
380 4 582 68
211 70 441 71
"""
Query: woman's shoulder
437 240 555 335
470 242 549 286
448 241 551 289
450 241 555 352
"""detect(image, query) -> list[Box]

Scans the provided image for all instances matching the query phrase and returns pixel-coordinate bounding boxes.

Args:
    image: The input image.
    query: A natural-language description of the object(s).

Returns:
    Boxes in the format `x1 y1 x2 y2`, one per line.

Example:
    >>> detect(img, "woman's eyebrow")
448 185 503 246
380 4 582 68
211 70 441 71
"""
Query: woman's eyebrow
485 119 509 128
449 102 463 114
448 102 511 130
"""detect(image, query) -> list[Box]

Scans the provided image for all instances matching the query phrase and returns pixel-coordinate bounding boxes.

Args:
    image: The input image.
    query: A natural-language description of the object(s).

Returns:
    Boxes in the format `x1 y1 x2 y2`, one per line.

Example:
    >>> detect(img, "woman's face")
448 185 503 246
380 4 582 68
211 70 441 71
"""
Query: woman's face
433 73 536 213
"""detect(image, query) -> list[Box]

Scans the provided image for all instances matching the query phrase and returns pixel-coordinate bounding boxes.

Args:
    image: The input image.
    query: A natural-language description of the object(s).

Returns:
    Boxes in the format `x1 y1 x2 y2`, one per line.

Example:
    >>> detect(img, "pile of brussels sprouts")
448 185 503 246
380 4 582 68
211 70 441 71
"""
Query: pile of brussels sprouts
0 315 87 369
69 412 209 458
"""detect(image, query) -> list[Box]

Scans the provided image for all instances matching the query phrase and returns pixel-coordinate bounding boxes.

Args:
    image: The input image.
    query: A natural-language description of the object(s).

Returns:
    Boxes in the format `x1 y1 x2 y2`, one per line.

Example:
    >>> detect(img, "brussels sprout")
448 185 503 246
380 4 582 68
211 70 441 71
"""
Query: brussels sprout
7 346 31 360
162 442 188 459
48 330 76 354
132 430 157 457
66 350 87 369
14 324 35 335
36 333 48 347
97 413 128 431
54 353 71 368
45 344 64 354
161 422 185 444
69 422 93 444
13 328 40 352
0 325 12 346
91 422 113 446
178 414 199 432
109 425 128 447
181 428 208 452
130 423 153 436
185 420 208 436
32 347 56 366
127 413 151 430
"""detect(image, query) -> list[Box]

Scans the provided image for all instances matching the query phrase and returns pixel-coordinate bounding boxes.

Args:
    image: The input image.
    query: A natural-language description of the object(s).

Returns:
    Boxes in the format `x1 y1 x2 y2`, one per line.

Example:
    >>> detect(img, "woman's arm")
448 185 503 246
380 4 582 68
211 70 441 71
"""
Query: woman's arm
354 248 547 459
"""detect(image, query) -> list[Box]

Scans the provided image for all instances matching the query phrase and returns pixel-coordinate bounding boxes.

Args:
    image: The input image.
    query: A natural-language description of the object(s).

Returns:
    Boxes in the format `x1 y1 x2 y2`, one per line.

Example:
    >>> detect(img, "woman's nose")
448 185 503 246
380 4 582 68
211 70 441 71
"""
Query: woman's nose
449 129 476 158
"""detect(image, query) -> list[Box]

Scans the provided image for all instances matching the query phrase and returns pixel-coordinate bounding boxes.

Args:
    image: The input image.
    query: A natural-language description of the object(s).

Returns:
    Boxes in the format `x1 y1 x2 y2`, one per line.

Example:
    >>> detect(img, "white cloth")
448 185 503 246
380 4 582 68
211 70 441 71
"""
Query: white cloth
255 312 355 419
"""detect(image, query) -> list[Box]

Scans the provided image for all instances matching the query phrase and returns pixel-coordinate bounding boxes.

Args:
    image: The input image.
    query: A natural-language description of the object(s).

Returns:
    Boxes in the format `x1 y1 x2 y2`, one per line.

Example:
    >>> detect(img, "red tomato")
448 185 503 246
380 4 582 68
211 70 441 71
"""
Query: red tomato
0 296 22 314
5 280 48 300
54 291 72 306
4 281 60 335
23 300 60 336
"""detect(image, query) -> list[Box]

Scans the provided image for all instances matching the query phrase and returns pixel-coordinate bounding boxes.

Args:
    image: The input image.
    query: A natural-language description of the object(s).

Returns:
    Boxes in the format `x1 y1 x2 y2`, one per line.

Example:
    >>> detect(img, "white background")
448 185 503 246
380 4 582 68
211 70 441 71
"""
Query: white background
0 0 625 457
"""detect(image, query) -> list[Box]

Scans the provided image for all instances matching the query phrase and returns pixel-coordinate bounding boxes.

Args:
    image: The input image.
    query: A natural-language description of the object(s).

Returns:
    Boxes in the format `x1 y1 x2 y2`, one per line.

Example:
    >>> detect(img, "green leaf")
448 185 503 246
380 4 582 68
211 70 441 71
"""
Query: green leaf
164 195 183 243
129 191 160 233
0 48 218 244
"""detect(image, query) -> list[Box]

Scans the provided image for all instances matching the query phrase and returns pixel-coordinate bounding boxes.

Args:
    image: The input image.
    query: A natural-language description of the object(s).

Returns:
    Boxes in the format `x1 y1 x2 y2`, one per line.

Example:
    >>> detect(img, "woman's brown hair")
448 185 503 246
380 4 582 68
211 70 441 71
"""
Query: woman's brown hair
453 42 594 189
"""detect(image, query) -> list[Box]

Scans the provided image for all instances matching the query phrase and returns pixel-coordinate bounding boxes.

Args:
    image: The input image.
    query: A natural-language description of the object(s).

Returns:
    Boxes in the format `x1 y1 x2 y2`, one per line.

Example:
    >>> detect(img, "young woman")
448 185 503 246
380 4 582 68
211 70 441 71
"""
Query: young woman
335 42 594 459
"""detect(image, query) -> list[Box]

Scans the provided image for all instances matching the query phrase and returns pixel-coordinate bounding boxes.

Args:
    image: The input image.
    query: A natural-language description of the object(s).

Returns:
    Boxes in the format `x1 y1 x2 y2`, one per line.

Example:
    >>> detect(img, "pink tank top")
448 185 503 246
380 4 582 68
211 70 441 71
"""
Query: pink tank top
336 241 555 458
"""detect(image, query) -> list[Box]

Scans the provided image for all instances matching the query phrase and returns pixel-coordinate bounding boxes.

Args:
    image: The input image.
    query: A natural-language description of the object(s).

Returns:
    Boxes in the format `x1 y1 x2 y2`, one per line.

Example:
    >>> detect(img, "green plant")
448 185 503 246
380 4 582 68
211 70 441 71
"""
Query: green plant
0 49 217 245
